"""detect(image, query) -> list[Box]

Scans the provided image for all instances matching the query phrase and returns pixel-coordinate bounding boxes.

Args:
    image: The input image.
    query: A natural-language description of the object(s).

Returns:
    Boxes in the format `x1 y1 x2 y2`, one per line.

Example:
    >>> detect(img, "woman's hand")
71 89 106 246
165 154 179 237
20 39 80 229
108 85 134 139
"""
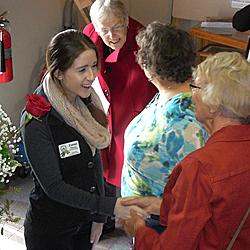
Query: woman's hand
114 197 149 219
122 209 146 237
90 222 104 246
120 196 162 215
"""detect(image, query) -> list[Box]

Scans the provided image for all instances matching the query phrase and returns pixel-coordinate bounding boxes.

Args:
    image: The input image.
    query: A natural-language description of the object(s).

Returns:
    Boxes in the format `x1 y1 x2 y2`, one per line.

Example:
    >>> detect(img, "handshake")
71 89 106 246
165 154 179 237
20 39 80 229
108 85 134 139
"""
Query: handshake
113 196 162 236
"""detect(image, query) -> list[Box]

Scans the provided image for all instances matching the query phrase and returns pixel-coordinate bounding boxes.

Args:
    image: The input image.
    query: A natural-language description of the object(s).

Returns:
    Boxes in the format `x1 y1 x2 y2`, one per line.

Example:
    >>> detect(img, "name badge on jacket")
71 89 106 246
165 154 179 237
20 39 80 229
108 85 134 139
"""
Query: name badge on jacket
58 141 81 159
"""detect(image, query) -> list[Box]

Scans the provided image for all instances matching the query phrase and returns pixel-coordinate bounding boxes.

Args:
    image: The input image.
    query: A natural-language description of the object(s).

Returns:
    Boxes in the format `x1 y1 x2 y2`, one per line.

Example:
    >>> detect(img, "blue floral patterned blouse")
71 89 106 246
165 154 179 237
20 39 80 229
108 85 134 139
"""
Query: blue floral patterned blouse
121 92 208 197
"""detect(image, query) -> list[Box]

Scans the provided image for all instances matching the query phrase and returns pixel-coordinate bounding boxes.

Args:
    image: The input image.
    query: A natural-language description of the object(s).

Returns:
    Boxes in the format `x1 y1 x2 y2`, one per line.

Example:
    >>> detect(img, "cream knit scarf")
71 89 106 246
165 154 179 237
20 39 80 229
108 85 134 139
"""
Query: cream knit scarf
42 73 110 156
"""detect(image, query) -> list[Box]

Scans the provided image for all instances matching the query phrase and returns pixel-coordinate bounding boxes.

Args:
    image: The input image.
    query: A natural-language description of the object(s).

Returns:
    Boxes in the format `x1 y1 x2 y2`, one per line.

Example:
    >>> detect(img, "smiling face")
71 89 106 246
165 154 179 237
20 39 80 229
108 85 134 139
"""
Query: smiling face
58 49 98 102
95 15 128 50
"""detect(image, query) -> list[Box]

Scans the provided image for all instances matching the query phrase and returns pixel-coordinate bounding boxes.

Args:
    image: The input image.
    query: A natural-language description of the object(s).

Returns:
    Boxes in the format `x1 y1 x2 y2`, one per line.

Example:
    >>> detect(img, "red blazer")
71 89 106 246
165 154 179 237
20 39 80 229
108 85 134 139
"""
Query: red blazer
84 17 157 187
135 125 250 250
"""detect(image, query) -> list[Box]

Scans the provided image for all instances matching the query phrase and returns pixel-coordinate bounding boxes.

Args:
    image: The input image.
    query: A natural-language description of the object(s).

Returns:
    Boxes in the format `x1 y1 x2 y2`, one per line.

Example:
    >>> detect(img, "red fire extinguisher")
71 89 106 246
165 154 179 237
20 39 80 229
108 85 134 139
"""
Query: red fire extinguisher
0 17 13 83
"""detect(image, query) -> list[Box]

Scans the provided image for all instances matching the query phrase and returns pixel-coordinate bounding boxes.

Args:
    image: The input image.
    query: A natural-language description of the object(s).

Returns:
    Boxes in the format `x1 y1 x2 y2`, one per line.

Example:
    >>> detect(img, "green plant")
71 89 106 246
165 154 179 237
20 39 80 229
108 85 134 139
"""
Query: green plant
0 94 52 231
0 105 21 231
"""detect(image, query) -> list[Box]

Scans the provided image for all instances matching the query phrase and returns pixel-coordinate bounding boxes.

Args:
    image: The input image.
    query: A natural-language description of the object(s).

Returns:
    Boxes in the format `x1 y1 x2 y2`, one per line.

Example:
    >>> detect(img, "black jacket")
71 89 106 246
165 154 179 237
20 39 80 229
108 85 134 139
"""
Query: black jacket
23 91 116 232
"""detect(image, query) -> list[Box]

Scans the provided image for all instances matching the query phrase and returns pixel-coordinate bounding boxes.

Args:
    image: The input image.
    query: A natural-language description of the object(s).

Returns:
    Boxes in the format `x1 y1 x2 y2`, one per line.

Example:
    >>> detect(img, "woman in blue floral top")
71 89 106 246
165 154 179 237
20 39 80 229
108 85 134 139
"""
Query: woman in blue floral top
121 22 208 197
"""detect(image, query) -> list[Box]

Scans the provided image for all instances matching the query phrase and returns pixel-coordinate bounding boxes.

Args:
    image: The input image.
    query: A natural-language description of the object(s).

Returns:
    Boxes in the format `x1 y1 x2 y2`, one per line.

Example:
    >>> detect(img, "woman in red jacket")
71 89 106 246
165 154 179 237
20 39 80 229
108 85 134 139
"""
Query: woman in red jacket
83 0 157 195
122 52 250 250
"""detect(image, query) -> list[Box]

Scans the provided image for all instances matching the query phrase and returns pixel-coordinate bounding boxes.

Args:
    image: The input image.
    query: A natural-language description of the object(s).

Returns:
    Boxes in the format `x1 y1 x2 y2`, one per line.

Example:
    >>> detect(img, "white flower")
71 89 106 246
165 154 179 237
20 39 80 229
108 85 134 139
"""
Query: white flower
0 105 22 184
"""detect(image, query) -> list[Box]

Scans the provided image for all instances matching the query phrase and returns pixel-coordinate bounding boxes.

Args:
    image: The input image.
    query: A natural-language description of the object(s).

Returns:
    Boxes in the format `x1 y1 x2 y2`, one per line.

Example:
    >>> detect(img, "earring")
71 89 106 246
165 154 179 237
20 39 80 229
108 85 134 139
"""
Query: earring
54 69 63 80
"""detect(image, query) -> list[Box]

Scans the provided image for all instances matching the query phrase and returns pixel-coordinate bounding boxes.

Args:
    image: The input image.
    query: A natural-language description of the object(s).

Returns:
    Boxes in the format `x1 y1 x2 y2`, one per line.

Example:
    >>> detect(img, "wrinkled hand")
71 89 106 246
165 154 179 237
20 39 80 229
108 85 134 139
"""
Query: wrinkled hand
114 197 149 219
90 222 104 246
120 196 162 215
122 209 146 237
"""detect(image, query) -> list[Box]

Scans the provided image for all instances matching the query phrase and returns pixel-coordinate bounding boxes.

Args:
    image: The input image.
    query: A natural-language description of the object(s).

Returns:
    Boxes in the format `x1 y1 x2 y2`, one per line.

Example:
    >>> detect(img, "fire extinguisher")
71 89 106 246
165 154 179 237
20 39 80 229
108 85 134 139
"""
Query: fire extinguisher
0 17 13 83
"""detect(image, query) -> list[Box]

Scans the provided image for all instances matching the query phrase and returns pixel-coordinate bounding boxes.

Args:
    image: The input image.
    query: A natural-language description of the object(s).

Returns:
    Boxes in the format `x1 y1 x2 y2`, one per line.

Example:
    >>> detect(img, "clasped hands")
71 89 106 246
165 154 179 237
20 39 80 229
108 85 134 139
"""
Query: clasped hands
90 196 148 247
114 196 162 237
90 196 162 246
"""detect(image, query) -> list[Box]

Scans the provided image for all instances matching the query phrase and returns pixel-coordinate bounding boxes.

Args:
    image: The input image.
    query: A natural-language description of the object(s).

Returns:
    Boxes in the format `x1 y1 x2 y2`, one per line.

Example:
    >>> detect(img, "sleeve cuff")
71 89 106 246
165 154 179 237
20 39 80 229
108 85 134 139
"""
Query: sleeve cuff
135 226 160 250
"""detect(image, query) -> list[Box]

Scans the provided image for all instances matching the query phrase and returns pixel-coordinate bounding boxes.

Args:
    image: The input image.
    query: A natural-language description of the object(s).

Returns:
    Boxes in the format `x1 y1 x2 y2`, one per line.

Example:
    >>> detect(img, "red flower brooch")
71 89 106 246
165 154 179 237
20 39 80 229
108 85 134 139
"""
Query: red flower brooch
26 94 52 118
15 94 52 135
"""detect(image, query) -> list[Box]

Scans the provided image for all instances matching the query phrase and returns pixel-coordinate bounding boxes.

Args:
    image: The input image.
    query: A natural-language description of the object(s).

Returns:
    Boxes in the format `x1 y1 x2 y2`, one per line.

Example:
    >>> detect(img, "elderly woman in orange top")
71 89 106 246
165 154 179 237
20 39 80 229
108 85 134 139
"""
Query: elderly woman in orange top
121 52 250 250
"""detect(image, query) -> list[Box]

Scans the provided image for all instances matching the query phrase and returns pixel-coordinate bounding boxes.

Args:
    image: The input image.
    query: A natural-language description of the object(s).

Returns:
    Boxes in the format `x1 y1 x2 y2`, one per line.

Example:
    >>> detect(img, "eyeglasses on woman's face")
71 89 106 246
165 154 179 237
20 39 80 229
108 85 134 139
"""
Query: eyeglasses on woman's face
98 23 126 36
189 83 202 92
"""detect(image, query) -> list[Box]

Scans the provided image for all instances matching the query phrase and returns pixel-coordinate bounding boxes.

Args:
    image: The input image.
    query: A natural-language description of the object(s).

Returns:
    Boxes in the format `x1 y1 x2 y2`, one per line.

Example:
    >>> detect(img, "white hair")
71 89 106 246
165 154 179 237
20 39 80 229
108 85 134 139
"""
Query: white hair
89 0 128 25
193 52 250 121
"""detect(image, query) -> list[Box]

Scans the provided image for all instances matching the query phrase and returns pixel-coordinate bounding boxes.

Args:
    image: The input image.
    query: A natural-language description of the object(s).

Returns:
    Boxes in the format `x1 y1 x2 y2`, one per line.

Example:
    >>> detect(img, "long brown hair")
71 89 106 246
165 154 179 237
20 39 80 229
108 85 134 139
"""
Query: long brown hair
46 29 108 127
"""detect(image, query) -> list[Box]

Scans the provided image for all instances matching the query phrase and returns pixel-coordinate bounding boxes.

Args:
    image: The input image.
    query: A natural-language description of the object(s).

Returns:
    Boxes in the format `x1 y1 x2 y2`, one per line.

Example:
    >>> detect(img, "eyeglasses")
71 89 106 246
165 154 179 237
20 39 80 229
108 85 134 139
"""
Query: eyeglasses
98 23 126 36
189 83 202 91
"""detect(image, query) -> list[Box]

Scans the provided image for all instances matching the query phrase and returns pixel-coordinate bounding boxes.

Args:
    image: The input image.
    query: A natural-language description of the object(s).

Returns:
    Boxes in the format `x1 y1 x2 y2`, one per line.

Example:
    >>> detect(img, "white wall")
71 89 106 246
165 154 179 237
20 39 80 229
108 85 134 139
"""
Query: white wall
122 0 172 25
173 0 236 21
0 0 66 124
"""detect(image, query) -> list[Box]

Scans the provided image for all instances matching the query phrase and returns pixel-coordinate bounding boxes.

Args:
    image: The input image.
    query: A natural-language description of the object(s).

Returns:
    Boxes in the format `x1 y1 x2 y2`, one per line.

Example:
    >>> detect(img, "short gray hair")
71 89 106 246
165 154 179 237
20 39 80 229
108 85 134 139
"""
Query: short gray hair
90 0 128 25
193 52 250 121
